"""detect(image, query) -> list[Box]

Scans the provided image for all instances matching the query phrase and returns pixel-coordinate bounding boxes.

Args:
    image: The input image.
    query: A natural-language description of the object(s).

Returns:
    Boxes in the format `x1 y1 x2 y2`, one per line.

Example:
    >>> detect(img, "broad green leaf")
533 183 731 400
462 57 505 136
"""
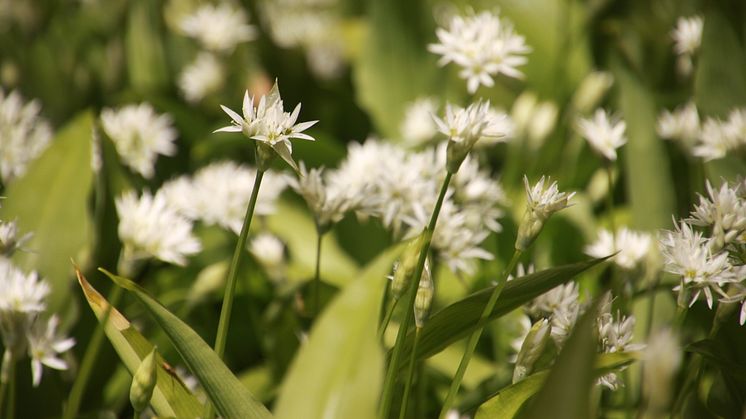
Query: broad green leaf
1 111 94 315
475 352 638 419
686 339 746 379
75 269 203 418
520 299 601 419
614 61 675 231
352 0 438 138
273 245 403 419
267 200 359 287
126 0 169 92
397 257 607 367
99 269 272 419
694 10 746 117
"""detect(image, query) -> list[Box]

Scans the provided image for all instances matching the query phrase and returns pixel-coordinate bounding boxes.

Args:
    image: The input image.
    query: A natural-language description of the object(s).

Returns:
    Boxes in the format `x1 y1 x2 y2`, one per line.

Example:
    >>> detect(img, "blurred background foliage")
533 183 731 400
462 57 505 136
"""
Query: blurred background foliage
1 0 746 417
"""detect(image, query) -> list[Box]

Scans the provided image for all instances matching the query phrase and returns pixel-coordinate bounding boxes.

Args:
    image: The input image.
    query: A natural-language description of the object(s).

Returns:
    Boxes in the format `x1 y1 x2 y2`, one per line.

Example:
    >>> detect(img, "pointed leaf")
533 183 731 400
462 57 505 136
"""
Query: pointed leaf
397 257 607 367
75 269 202 418
1 111 94 315
475 352 638 419
99 269 272 419
273 245 403 419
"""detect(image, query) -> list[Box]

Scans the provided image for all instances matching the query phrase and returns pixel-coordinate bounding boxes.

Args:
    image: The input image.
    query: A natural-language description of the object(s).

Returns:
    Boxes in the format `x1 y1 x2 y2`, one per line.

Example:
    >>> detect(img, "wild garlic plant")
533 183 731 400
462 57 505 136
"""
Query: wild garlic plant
3 1 746 418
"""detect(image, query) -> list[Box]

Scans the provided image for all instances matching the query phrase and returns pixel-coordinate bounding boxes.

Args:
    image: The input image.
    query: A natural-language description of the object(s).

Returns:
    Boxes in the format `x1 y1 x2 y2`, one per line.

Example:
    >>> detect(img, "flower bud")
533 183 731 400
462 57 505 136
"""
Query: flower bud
512 319 550 383
390 235 425 299
413 261 434 329
130 348 158 413
572 71 613 113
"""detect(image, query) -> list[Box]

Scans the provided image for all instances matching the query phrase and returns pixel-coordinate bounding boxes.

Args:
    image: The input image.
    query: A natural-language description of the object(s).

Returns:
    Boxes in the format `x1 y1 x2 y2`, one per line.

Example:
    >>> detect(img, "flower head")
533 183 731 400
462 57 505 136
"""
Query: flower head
657 101 700 151
597 307 644 390
687 180 746 250
27 315 75 387
179 52 224 103
429 10 530 93
584 228 652 270
0 88 53 183
516 176 575 250
215 82 317 170
100 103 177 178
180 3 257 53
0 219 32 257
672 16 703 57
576 109 627 161
116 190 201 266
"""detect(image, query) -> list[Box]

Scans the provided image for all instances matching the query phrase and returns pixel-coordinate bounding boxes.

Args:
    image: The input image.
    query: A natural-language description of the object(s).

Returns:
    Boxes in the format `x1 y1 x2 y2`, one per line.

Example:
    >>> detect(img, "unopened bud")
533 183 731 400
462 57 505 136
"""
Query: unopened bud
130 348 158 413
572 71 613 113
513 319 551 383
391 235 425 299
413 261 434 329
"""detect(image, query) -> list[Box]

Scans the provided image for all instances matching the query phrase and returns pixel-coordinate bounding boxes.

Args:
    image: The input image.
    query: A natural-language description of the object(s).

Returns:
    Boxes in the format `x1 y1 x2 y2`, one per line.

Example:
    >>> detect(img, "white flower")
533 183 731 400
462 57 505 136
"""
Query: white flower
516 175 575 251
659 221 735 308
434 101 509 146
672 16 703 57
160 161 287 235
0 88 53 183
0 219 32 257
179 52 224 103
27 315 75 387
576 109 627 161
215 83 317 170
0 259 49 315
525 282 581 347
687 180 746 250
100 103 177 178
597 307 644 390
429 10 530 93
288 162 355 230
584 228 652 270
657 101 700 151
180 3 257 53
693 117 740 161
115 190 201 266
249 232 285 269
400 98 439 146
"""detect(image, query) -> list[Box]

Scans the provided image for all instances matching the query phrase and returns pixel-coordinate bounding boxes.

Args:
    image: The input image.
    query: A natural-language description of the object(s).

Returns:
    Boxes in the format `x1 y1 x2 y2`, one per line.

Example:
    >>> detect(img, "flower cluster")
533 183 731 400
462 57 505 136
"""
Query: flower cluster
576 109 627 162
671 16 704 76
0 88 53 183
429 10 530 93
116 190 202 266
656 101 700 152
584 227 652 271
596 298 644 389
0 253 74 387
161 161 287 235
516 176 575 251
180 3 257 53
178 52 224 104
216 83 317 170
100 103 178 178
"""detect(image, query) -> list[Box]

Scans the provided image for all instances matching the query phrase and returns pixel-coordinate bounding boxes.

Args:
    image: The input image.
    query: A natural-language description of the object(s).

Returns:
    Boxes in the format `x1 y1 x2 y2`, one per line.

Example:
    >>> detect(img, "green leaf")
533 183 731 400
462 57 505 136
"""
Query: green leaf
352 0 438 138
126 0 169 92
475 352 638 419
99 269 272 419
686 339 746 380
520 299 601 419
613 60 675 231
75 269 203 418
1 111 94 316
694 10 746 117
267 200 359 287
397 257 607 367
273 245 403 419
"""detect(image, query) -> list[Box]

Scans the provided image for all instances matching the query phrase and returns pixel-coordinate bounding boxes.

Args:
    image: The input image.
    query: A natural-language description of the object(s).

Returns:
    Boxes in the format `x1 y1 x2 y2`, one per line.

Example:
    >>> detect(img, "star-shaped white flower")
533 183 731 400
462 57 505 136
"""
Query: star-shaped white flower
576 109 627 161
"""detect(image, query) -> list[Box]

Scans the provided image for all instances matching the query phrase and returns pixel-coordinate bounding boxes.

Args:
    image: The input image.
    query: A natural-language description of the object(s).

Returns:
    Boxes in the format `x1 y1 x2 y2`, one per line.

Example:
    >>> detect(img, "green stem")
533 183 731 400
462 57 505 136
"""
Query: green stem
439 249 522 418
0 356 13 418
399 328 421 419
213 168 264 358
605 162 616 236
379 298 399 341
313 228 323 317
63 286 124 419
206 169 264 419
379 171 453 419
5 360 14 419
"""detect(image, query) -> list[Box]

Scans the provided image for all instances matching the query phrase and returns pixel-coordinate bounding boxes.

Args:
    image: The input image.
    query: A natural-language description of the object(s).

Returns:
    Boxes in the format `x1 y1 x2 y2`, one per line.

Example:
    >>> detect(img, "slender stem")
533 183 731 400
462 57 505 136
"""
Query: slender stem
63 286 124 419
206 169 264 419
379 171 453 419
439 249 522 418
313 228 323 317
605 162 616 236
6 360 14 419
399 328 421 419
213 169 264 358
0 357 13 418
379 298 399 341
